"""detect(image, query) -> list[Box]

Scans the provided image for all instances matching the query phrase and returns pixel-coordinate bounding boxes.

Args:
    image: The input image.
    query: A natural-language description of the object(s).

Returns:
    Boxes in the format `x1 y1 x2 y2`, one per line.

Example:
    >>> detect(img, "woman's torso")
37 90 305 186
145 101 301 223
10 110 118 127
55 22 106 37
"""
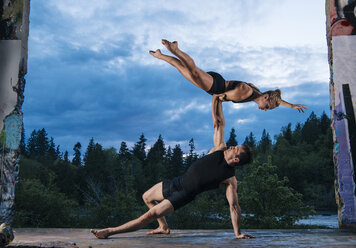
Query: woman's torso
225 80 262 103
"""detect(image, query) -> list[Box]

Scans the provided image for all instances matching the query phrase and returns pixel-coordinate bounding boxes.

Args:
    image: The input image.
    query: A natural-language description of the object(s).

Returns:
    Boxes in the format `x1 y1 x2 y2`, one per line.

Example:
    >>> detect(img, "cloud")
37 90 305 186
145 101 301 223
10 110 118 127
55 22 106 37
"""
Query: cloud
22 0 330 155
236 116 257 125
164 100 210 122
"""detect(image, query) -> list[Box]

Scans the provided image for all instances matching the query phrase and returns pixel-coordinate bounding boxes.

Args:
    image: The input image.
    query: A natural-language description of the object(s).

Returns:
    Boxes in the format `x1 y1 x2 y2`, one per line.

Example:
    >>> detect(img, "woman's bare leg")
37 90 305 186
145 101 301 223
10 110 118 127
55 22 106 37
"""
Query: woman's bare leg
142 182 170 234
149 49 204 89
90 200 174 239
161 39 213 91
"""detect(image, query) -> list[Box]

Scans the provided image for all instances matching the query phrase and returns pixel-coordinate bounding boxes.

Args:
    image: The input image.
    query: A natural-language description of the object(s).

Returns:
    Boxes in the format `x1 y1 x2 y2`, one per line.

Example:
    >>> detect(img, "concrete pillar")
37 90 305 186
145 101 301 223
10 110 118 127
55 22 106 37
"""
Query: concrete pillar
0 0 30 224
326 0 356 228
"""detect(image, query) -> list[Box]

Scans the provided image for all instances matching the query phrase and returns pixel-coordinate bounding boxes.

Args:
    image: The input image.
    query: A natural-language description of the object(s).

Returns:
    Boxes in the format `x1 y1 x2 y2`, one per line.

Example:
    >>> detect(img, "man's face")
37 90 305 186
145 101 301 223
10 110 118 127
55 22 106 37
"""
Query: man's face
227 145 242 161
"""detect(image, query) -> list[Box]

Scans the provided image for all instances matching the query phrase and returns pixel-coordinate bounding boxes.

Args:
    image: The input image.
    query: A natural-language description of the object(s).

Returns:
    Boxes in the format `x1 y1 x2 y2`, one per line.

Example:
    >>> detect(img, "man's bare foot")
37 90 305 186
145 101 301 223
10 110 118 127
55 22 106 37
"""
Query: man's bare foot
90 228 110 239
149 49 162 58
147 226 170 235
162 39 178 54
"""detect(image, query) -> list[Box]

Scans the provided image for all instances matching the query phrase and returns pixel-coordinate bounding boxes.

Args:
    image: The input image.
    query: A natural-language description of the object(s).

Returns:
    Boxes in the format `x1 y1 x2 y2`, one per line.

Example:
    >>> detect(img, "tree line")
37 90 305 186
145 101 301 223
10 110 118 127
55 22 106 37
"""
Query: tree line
11 111 335 228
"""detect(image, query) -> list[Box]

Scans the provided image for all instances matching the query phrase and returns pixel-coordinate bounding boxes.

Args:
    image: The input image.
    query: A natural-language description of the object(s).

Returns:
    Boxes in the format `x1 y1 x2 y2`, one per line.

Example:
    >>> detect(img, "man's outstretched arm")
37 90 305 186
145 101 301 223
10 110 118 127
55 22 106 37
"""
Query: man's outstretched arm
209 95 226 154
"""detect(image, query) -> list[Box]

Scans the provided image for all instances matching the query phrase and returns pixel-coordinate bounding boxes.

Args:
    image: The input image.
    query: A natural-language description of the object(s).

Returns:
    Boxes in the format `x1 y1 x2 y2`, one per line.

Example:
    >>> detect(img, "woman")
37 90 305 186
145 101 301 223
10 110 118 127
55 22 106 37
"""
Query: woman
150 39 307 113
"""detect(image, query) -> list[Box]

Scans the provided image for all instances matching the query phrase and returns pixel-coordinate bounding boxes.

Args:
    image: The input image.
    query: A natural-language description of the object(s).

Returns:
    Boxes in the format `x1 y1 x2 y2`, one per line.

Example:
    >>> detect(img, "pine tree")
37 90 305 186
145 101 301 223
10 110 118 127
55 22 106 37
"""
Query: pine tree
259 129 272 154
226 128 238 148
301 112 320 145
146 135 165 186
27 130 38 158
72 142 82 166
118 141 130 161
171 144 184 177
132 134 147 162
48 137 58 161
243 132 256 149
185 138 198 169
20 125 26 156
63 151 69 162
281 123 293 144
37 128 49 158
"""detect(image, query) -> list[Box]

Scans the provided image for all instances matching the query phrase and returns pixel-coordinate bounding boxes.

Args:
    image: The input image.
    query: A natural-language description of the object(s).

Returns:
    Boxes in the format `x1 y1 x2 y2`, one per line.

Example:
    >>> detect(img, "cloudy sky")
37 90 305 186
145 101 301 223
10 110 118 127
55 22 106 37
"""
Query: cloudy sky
23 0 330 155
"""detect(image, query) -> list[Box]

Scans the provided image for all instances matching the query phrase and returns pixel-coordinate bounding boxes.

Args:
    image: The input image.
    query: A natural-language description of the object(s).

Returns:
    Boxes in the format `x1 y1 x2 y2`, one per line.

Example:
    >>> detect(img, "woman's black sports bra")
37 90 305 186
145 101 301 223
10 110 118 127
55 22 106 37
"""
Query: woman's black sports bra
226 81 262 103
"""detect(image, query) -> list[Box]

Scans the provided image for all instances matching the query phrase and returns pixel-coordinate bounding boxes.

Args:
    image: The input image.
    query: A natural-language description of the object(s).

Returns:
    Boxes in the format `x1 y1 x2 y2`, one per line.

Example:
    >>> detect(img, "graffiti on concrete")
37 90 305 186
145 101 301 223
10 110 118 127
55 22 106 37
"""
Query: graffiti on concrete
327 0 356 228
330 0 356 36
0 0 29 225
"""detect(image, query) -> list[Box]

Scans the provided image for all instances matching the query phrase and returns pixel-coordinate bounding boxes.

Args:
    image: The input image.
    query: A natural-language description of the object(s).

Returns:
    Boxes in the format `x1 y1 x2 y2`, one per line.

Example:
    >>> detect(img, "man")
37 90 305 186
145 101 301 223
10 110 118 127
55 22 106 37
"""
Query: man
91 95 254 239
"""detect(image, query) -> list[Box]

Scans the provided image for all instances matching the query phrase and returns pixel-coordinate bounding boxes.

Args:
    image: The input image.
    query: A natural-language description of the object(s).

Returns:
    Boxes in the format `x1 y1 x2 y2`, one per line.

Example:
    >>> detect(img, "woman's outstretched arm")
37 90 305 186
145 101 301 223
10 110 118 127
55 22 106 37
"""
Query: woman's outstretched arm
280 100 308 113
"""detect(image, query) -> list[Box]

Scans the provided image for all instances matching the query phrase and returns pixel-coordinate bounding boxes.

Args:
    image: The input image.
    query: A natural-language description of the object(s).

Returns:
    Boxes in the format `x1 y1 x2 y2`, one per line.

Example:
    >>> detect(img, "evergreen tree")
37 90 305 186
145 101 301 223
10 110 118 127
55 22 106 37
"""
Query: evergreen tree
171 144 184 177
117 141 131 191
226 128 238 148
20 125 26 156
48 137 58 161
301 112 320 145
27 130 38 158
259 129 272 154
185 138 198 169
132 134 147 162
118 141 130 161
37 128 50 158
56 145 61 159
243 132 256 149
146 135 165 186
319 112 330 134
72 142 82 166
83 138 108 193
281 123 292 144
26 129 50 160
64 151 69 162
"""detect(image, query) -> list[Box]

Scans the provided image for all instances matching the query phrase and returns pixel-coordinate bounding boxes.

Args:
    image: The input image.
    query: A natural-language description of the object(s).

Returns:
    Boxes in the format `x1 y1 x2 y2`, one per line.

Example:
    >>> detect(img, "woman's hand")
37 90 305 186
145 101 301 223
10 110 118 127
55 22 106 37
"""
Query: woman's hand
291 104 308 113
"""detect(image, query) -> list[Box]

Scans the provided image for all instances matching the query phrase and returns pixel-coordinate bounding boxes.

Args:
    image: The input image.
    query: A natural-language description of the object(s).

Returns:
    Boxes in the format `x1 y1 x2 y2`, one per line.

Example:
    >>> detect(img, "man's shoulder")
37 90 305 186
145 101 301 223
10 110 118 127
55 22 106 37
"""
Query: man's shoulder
220 176 237 187
216 144 227 152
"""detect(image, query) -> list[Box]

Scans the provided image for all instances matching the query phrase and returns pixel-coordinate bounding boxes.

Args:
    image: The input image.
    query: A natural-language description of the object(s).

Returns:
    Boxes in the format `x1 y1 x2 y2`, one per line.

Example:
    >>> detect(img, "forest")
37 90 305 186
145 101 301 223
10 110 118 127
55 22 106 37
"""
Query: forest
11 111 335 229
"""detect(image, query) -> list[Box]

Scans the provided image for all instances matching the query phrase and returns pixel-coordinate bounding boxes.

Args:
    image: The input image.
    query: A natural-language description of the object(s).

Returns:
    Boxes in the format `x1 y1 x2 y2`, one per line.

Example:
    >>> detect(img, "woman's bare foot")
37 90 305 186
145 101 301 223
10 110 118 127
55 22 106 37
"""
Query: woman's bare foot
90 228 110 239
149 49 162 59
162 39 178 54
147 226 170 235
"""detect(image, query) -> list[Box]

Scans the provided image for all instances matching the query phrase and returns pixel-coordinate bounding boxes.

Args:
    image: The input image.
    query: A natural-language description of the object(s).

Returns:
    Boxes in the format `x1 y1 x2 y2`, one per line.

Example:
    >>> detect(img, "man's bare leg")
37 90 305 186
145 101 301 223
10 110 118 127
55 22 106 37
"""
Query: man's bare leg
142 182 170 234
161 39 213 91
90 200 174 239
149 49 201 89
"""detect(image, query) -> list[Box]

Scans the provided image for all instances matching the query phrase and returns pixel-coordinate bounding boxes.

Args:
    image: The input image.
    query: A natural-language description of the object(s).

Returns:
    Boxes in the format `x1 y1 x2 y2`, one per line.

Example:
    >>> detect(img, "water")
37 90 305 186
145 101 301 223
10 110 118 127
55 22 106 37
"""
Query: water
296 214 338 228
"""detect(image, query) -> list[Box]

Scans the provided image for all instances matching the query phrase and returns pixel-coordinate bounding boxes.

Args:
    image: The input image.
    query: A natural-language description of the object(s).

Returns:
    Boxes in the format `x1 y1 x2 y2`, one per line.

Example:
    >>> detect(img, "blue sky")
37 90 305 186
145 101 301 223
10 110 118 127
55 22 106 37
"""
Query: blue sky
23 0 330 155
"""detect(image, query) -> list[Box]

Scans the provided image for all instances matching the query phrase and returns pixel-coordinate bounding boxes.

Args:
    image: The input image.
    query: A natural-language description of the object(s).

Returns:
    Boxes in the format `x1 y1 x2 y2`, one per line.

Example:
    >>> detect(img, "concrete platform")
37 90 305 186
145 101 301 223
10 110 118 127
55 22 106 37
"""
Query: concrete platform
7 228 356 248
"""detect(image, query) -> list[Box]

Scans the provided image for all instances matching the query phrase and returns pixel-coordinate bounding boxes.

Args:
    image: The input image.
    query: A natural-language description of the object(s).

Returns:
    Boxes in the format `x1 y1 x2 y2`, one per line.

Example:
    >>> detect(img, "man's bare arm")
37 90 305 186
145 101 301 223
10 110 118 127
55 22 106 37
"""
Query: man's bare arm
225 178 254 239
209 95 226 154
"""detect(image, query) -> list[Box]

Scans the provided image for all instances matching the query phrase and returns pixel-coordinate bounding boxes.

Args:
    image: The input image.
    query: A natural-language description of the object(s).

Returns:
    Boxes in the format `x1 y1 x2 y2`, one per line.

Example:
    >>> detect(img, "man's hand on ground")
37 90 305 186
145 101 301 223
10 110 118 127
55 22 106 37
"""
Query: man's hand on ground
236 233 255 239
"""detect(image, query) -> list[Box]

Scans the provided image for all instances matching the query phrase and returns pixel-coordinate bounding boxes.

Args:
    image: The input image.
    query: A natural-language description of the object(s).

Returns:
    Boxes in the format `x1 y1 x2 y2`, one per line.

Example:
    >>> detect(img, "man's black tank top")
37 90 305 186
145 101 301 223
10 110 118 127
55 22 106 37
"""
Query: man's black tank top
180 150 235 195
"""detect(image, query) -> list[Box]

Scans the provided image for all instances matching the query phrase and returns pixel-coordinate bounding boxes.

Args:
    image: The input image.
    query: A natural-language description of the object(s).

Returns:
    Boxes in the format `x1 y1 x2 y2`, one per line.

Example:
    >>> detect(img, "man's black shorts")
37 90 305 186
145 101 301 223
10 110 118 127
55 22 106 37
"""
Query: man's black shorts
162 176 195 211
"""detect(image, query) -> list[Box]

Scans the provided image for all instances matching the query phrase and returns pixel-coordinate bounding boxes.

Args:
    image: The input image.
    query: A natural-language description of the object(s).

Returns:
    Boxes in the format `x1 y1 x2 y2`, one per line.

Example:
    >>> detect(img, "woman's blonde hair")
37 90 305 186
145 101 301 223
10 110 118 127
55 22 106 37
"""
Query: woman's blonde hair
263 89 282 108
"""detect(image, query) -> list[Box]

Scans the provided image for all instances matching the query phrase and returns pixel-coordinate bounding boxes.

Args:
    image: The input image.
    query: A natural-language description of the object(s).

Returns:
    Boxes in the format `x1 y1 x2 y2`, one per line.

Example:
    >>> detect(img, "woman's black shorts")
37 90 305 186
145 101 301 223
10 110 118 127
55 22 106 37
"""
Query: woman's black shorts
162 176 195 211
206 71 226 95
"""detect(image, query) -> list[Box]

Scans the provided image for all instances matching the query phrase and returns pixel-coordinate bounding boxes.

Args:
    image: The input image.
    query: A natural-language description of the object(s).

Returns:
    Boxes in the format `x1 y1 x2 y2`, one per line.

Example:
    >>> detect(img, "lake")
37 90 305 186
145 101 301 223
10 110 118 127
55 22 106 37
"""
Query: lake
296 214 338 228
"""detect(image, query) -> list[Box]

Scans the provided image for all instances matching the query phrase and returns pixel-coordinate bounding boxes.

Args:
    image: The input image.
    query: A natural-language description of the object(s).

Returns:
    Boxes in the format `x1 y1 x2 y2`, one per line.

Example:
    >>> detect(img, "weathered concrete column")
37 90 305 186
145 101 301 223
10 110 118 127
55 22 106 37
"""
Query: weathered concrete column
326 0 356 228
0 0 30 224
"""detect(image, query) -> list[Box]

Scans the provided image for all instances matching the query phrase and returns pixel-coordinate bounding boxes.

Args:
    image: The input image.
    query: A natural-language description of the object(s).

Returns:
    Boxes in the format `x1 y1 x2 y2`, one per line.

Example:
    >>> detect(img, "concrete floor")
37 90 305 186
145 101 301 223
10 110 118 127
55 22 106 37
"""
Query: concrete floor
7 228 356 248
